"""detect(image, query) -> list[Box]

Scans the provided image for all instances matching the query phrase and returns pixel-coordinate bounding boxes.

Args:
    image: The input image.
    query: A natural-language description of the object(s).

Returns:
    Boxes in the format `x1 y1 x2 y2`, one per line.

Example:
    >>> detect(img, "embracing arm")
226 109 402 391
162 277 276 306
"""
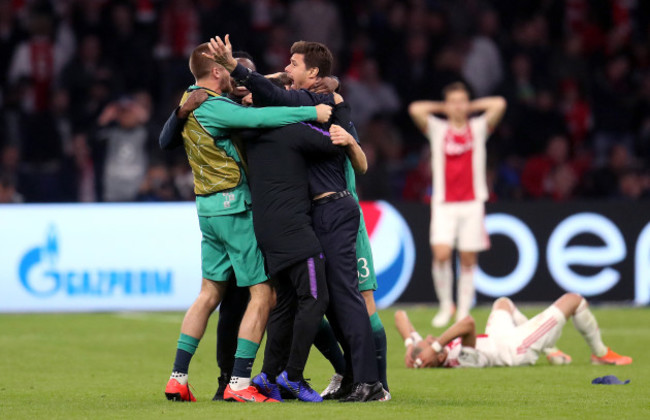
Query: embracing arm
331 96 367 174
469 96 507 132
408 100 446 134
195 98 331 130
159 89 209 150
159 109 185 150
331 124 367 174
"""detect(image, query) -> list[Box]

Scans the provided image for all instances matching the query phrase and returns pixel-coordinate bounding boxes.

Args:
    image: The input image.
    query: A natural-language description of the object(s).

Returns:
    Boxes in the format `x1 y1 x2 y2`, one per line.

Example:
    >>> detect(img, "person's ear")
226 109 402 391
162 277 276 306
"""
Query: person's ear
307 67 319 79
211 66 220 80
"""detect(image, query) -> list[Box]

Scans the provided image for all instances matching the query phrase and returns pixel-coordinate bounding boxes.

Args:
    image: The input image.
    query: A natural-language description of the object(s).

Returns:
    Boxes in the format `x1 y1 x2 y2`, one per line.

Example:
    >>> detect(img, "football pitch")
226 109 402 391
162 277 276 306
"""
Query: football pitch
1 305 648 419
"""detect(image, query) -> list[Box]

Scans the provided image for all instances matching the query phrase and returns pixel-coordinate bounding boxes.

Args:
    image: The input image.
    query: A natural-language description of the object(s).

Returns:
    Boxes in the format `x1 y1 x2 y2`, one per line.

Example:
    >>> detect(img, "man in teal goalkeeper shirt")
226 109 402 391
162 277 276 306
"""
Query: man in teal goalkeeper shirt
164 42 331 403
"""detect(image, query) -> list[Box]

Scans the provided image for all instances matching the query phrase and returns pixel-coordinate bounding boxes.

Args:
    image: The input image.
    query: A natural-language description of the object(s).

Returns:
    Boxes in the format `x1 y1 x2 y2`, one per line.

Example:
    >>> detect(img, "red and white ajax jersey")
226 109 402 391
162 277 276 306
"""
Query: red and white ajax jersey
427 115 489 204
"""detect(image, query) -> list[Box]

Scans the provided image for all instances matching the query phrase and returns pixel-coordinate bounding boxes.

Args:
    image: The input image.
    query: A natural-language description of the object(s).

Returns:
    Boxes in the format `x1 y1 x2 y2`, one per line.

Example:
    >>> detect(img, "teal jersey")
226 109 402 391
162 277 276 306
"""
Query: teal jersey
184 85 317 216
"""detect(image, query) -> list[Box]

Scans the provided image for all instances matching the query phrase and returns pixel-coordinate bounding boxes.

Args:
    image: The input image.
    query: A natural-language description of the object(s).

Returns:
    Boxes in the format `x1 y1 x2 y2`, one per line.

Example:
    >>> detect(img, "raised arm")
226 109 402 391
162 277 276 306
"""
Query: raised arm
408 100 446 134
434 315 477 348
469 96 507 132
204 35 334 107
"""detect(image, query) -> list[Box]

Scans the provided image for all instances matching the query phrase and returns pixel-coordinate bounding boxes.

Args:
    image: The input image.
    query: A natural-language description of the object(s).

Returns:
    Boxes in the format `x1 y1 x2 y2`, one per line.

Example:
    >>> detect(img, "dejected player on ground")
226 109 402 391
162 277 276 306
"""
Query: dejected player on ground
395 293 632 369
409 83 507 328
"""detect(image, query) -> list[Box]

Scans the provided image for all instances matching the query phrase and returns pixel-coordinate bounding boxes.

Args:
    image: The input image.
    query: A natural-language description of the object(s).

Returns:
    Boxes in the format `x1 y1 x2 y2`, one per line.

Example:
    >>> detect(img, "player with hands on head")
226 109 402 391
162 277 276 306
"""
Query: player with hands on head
409 83 507 328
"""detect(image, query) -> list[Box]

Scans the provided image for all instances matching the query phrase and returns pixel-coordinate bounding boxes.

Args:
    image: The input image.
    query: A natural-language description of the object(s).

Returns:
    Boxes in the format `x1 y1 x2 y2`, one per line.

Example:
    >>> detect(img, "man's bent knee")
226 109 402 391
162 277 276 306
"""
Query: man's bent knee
492 297 514 312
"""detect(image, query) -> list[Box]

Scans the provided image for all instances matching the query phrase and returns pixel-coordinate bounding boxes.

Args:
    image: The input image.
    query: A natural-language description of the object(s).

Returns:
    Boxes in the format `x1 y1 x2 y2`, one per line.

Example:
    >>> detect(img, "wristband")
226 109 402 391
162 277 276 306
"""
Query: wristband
431 341 442 353
404 338 414 348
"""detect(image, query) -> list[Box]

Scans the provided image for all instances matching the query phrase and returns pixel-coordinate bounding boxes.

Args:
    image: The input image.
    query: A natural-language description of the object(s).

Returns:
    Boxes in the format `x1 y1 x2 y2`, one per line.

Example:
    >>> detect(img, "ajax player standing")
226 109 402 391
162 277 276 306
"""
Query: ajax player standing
409 83 506 327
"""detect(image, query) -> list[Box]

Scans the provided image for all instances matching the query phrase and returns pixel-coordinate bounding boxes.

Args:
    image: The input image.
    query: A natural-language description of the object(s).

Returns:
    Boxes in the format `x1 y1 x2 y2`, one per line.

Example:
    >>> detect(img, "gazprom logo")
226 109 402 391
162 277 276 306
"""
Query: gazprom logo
19 225 173 298
361 201 416 308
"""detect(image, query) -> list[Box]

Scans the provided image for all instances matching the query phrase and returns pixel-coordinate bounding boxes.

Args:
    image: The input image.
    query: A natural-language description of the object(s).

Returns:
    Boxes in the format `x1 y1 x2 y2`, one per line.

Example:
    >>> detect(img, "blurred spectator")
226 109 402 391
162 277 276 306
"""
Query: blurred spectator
137 162 179 201
8 11 73 112
582 144 632 198
289 0 343 57
462 10 503 97
514 88 568 156
104 1 154 94
521 135 579 200
0 0 648 204
401 144 431 203
0 173 22 203
591 55 636 166
344 57 400 129
59 34 114 127
550 35 590 87
559 80 591 150
92 95 153 202
617 169 646 201
263 24 291 73
0 0 26 93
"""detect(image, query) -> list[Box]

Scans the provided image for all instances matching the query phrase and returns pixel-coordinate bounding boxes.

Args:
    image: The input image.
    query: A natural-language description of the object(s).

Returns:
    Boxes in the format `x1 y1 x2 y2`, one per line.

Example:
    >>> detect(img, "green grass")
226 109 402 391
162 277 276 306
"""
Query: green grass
1 305 648 419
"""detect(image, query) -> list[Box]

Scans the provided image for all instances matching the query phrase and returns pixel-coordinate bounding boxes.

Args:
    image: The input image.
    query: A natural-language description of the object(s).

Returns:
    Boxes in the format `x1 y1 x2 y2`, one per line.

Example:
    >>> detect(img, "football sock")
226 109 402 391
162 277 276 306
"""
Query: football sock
457 265 475 319
172 333 200 375
572 298 608 357
314 318 346 375
370 312 388 391
230 338 260 391
432 260 453 310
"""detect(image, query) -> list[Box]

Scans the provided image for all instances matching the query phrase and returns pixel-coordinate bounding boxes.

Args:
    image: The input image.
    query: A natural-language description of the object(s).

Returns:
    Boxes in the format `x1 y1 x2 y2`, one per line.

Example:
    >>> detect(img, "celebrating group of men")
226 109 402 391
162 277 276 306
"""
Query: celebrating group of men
160 35 388 403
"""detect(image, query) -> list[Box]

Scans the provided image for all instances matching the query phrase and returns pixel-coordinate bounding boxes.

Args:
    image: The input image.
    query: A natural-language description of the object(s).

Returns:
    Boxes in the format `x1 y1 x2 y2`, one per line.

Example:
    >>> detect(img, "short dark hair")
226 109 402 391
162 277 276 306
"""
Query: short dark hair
290 41 333 77
442 82 470 99
189 43 217 80
232 50 254 61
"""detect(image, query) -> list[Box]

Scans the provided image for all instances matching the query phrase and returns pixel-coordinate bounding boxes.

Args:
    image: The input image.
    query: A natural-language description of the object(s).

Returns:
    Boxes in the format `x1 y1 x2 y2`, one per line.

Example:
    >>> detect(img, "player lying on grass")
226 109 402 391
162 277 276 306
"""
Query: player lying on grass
396 293 632 368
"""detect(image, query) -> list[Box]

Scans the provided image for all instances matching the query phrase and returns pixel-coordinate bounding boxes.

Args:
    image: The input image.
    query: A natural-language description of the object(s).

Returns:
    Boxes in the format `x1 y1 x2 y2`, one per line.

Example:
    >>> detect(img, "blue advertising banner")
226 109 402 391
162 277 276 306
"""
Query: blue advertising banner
1 201 648 312
0 203 202 312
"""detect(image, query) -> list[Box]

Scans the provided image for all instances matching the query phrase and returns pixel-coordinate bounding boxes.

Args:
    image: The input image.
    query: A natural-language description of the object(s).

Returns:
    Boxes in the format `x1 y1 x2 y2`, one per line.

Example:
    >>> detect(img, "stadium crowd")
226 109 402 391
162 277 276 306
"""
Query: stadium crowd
1 0 650 204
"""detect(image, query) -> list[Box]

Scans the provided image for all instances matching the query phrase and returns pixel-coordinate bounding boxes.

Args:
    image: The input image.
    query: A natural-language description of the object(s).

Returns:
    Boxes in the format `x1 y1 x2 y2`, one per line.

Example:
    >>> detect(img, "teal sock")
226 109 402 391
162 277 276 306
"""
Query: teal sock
369 313 388 391
369 312 383 332
232 338 260 378
173 333 200 374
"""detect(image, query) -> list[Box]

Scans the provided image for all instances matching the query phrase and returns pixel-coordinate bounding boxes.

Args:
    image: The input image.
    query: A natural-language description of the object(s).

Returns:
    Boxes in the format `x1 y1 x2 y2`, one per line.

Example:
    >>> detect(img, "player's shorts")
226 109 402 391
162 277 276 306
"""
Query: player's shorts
430 200 490 252
198 210 268 287
356 215 377 292
487 306 567 366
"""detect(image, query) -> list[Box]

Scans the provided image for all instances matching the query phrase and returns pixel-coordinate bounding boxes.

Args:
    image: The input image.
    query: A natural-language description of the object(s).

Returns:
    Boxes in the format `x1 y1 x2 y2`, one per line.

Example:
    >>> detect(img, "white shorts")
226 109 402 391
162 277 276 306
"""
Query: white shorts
486 306 567 366
430 201 490 252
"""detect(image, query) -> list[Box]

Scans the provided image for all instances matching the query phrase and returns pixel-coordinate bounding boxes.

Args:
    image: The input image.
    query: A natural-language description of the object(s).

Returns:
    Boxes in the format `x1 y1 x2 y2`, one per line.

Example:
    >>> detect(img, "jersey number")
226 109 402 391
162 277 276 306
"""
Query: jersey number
357 257 369 279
